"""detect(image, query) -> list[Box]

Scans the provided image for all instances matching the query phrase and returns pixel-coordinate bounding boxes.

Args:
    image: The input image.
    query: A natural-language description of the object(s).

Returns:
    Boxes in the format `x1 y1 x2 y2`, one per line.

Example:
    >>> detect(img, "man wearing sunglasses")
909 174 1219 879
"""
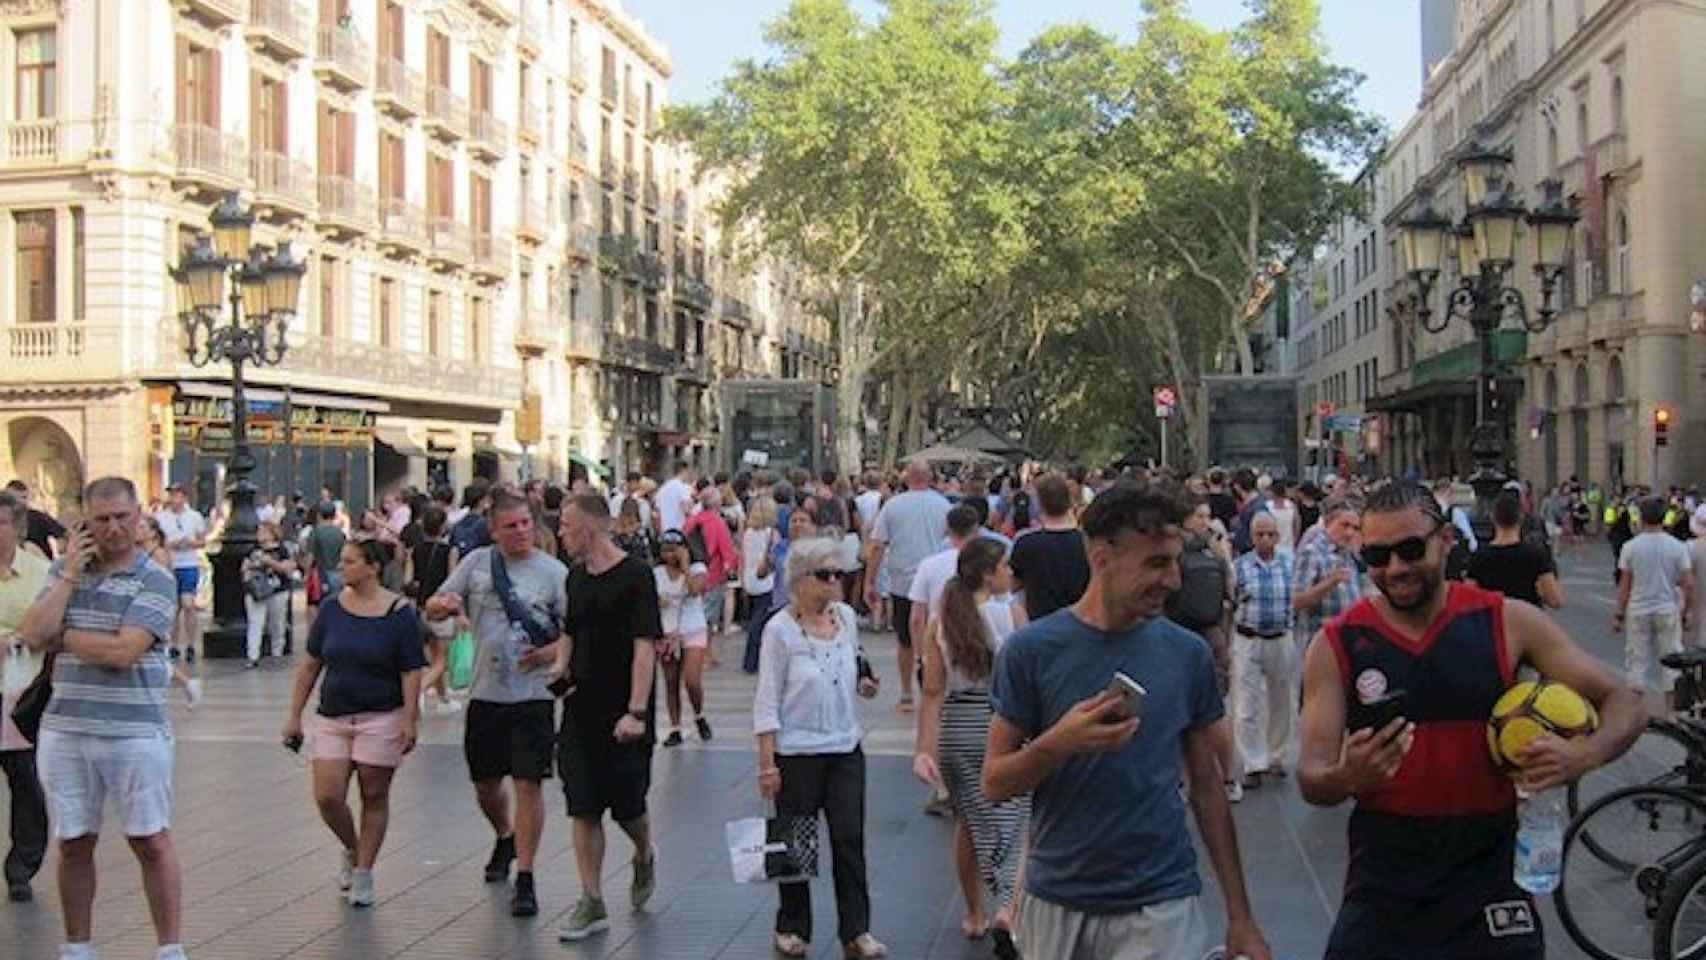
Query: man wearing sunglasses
1297 481 1643 960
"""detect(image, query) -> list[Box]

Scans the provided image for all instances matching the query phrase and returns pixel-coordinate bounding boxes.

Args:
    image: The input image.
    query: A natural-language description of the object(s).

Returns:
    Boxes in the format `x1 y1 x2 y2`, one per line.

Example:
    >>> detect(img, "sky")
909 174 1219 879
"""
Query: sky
619 1 1424 134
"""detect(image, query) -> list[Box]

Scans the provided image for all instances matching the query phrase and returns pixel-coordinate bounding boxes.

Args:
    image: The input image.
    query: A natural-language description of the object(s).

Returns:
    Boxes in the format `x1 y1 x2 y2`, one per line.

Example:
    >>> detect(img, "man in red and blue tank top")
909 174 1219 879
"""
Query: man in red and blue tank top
1297 481 1643 960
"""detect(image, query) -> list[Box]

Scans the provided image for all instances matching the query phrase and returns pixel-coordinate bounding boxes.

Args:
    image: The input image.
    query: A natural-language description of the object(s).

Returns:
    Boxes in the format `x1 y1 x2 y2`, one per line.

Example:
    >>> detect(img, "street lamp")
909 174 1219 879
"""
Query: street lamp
168 192 305 655
1396 131 1579 520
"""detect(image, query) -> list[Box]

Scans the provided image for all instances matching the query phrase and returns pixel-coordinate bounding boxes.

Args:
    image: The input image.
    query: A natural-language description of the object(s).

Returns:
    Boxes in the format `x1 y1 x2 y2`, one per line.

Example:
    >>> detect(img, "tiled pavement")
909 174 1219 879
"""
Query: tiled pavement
0 565 1632 958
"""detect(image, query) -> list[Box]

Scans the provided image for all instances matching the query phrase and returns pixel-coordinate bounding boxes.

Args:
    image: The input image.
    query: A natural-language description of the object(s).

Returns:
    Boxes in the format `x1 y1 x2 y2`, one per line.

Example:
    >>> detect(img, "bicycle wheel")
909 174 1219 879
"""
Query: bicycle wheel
1558 785 1706 960
1571 721 1699 821
1655 846 1706 960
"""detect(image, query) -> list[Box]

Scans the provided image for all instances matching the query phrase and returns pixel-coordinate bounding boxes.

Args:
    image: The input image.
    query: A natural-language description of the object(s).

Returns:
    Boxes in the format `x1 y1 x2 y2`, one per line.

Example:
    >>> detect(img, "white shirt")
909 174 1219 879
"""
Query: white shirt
655 562 709 635
656 477 694 533
753 603 864 756
854 490 882 530
1268 499 1298 553
156 506 207 570
609 492 652 532
908 545 961 614
742 527 777 595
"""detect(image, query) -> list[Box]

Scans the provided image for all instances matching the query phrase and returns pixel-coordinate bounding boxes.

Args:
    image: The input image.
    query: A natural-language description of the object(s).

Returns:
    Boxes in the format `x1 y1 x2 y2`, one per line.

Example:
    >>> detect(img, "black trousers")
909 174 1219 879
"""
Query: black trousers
775 747 870 945
0 749 47 888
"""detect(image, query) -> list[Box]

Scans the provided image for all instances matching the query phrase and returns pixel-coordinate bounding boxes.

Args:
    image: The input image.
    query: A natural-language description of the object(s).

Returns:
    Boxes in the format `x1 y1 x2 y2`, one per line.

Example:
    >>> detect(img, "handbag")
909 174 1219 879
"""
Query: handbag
726 807 819 884
305 565 323 604
244 551 280 601
9 652 56 745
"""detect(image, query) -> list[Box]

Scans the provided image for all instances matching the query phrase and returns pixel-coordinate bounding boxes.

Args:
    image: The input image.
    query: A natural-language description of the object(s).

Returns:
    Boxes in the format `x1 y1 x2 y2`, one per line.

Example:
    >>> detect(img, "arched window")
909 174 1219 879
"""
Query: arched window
1608 355 1625 402
1611 76 1625 134
1574 362 1591 406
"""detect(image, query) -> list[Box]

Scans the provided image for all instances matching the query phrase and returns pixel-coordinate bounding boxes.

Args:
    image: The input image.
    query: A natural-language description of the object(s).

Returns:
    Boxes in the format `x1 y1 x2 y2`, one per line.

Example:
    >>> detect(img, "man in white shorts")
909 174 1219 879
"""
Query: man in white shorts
1615 495 1696 716
18 477 184 960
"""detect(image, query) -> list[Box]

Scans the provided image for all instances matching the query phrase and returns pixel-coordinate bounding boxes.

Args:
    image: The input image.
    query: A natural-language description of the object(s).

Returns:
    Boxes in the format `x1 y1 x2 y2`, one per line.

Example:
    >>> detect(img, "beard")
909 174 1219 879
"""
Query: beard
1375 564 1443 612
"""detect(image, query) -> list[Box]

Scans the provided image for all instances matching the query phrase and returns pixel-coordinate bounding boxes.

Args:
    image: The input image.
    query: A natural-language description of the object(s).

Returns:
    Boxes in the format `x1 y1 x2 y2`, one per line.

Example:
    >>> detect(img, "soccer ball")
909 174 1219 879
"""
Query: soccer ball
1487 679 1599 772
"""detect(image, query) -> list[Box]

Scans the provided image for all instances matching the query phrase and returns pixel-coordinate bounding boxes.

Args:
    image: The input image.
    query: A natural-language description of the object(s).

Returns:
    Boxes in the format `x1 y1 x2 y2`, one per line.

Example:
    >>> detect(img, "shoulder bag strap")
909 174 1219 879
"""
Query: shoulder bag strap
490 549 554 646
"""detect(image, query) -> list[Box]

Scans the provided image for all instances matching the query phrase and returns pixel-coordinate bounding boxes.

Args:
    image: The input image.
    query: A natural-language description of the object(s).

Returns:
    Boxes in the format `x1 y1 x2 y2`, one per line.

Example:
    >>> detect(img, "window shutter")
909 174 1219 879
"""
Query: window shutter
338 109 354 175
175 37 192 123
206 48 221 127
250 70 263 150
318 102 332 172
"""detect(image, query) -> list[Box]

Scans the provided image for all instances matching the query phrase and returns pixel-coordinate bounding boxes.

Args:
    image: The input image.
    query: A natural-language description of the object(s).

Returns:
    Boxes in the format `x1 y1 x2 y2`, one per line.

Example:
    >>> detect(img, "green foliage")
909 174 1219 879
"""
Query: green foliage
667 0 1382 468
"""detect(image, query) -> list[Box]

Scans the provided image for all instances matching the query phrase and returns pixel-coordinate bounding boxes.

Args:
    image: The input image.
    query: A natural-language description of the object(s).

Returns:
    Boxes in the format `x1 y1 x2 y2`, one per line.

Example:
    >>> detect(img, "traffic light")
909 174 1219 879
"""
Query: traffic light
1656 407 1672 447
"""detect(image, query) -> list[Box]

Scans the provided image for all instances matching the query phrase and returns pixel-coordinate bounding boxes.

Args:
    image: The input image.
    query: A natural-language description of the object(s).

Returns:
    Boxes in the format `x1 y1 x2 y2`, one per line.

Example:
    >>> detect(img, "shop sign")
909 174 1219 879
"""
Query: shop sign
173 396 375 430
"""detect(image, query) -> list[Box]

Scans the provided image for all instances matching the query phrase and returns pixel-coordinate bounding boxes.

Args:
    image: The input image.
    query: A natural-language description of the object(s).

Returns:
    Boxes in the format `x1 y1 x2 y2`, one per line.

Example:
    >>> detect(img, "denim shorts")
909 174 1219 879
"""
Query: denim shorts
172 566 200 597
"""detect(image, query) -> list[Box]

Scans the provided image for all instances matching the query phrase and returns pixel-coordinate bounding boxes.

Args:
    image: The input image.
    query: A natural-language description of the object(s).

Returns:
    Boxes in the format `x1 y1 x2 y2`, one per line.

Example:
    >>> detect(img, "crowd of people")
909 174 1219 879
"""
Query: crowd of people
0 458 1664 959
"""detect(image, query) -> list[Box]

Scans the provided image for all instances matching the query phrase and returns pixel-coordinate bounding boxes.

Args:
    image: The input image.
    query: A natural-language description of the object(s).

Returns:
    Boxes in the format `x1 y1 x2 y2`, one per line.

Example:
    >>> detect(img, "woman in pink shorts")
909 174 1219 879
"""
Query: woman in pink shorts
282 539 426 907
655 529 711 747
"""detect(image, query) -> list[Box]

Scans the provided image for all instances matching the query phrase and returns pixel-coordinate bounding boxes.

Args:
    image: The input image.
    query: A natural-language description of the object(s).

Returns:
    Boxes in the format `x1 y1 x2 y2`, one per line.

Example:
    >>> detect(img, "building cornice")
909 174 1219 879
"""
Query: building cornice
570 0 672 78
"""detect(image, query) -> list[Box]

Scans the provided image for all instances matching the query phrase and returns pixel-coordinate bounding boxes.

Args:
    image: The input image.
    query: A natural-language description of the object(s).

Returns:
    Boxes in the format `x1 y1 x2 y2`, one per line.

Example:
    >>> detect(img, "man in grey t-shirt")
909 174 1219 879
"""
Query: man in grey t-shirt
426 491 567 917
864 460 950 709
1615 496 1697 713
19 477 185 960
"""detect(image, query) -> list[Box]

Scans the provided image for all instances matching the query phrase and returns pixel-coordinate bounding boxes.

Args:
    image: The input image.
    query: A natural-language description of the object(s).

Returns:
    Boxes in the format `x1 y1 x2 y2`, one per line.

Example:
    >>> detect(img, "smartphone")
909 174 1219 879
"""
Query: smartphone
1349 690 1409 733
1107 671 1147 721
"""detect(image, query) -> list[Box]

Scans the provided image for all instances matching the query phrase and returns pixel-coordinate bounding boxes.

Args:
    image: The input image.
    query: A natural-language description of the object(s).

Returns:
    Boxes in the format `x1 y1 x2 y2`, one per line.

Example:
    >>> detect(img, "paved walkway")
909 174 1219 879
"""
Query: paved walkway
0 558 1632 958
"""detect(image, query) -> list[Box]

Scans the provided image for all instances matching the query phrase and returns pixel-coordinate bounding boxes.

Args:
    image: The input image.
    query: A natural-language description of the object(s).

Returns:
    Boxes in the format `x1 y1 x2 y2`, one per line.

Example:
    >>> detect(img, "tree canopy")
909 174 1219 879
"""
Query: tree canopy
668 0 1382 469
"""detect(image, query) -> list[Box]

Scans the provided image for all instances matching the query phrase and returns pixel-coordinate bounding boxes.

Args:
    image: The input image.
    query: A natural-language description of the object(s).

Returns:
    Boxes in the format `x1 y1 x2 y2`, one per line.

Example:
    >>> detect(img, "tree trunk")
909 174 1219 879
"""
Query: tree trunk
834 281 871 475
881 368 909 470
903 374 926 459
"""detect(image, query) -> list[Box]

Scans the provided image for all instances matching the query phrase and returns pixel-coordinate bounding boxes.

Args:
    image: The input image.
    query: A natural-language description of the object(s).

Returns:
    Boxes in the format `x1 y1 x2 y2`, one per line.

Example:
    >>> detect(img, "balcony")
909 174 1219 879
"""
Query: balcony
173 123 249 193
3 322 87 381
518 100 541 146
378 196 427 253
469 108 509 160
624 90 641 126
283 333 523 409
565 322 600 361
567 124 589 170
5 119 62 166
466 0 517 25
638 251 665 290
374 56 424 118
516 199 549 244
317 175 376 237
246 0 310 61
598 233 640 276
315 23 372 91
725 296 752 326
181 0 246 29
426 216 471 268
602 331 676 373
599 153 617 187
250 149 314 218
566 223 594 263
471 231 512 281
514 313 558 353
675 350 711 384
517 5 542 56
1594 130 1631 177
424 85 468 141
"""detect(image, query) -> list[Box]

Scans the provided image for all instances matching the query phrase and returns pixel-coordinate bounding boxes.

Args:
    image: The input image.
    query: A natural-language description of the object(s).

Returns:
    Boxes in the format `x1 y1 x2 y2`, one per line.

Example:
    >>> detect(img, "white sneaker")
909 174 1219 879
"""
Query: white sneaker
183 678 203 711
347 869 375 907
58 945 97 960
1224 780 1244 804
155 947 188 960
337 848 356 891
435 698 462 715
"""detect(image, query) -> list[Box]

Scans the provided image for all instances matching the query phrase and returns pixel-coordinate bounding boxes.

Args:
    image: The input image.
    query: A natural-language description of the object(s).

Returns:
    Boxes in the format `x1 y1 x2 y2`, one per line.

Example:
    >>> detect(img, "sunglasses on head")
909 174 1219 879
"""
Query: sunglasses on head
1359 522 1443 569
809 569 841 583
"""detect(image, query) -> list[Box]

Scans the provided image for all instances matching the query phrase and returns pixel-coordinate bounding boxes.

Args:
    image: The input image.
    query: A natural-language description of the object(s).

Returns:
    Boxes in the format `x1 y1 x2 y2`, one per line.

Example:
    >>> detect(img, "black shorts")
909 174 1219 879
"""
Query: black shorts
890 594 915 648
557 709 653 822
464 699 556 782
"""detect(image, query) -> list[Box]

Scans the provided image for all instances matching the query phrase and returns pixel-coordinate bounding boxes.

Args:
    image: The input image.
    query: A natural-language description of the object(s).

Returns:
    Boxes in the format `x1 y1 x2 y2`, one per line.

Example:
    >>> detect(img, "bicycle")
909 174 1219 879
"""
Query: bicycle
1570 650 1706 821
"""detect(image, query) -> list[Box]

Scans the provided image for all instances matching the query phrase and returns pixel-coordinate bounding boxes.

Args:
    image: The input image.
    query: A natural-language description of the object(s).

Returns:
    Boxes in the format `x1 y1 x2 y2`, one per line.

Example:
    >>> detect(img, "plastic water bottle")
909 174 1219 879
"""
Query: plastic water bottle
1514 786 1565 894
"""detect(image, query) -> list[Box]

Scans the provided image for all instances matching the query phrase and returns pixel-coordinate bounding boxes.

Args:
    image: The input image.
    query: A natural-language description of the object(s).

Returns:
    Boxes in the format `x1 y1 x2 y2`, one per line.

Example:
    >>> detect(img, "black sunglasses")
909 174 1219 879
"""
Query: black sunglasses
1359 522 1444 569
809 569 841 582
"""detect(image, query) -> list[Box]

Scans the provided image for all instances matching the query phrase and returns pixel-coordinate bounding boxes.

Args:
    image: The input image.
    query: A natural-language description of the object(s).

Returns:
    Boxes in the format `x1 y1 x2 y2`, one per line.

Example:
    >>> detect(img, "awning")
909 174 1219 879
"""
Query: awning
472 436 524 460
173 381 391 413
567 450 611 479
426 431 460 453
372 427 428 457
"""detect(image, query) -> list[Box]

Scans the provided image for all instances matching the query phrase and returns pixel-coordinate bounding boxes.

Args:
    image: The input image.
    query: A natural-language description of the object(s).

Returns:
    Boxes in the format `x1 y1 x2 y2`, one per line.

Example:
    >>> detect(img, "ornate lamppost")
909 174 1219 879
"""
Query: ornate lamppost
1395 135 1579 520
169 193 306 651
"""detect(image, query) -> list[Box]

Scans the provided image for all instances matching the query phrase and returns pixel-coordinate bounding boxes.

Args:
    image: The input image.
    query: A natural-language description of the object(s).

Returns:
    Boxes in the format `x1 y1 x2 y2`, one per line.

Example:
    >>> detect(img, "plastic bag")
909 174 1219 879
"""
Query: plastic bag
447 628 476 691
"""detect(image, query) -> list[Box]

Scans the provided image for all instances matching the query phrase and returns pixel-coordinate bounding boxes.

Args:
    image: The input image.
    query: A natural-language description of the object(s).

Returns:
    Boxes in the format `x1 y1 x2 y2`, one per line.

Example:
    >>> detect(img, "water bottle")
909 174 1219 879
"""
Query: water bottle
1514 785 1565 894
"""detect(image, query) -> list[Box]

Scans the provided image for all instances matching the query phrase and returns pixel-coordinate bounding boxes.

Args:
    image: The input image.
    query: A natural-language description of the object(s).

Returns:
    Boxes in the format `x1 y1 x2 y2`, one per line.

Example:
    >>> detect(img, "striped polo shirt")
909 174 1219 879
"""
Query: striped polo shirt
40 551 177 739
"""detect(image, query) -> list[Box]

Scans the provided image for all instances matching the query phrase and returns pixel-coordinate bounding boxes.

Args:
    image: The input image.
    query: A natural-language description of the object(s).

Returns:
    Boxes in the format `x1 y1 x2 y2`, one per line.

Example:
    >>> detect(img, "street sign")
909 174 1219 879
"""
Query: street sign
1153 385 1177 419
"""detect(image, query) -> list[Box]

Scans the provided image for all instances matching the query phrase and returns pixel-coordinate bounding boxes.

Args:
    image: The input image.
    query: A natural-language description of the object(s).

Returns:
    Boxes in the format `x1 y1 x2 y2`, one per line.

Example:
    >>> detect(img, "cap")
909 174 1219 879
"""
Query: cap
660 529 688 547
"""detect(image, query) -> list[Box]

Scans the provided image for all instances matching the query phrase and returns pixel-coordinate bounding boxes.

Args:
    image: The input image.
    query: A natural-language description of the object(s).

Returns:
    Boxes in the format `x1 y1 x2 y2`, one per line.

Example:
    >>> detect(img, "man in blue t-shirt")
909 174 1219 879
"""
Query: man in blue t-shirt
985 480 1272 960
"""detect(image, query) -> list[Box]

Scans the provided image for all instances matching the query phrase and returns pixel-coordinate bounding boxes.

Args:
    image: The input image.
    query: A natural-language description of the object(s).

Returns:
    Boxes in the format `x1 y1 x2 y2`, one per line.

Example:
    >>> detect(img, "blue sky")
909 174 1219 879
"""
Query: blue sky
620 1 1423 132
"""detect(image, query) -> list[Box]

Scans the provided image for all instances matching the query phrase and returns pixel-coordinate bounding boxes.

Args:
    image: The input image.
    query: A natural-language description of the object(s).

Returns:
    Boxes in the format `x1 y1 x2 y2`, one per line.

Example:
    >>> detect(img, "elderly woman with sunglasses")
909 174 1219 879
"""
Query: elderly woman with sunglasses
753 536 887 959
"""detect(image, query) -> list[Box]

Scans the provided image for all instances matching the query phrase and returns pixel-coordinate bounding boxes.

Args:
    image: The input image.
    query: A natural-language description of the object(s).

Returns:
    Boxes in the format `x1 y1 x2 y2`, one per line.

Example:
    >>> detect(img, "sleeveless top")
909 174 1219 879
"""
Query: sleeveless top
1322 582 1543 960
938 599 1015 694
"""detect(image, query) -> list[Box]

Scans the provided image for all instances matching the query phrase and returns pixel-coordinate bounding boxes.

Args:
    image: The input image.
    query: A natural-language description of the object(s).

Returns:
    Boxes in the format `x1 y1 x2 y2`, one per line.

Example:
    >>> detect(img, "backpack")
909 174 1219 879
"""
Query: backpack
1167 540 1227 630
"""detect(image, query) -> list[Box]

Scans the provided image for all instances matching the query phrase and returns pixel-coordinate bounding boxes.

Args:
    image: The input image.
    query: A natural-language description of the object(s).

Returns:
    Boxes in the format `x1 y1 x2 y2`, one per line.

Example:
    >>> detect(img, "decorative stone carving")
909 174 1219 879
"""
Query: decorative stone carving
0 0 66 17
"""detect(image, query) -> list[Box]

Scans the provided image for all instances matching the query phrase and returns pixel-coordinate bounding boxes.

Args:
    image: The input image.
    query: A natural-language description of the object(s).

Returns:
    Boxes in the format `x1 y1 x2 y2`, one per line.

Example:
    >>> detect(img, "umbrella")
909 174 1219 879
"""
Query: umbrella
901 444 1002 465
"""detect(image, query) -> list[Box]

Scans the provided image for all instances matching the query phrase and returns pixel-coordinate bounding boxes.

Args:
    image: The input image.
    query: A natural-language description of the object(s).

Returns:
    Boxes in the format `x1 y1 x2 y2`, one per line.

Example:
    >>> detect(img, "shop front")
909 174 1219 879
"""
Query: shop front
166 385 383 517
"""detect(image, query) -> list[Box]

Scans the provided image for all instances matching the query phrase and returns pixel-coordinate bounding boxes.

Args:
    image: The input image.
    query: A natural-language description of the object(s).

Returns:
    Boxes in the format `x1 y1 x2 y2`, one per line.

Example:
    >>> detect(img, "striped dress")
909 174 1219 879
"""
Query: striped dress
936 599 1029 910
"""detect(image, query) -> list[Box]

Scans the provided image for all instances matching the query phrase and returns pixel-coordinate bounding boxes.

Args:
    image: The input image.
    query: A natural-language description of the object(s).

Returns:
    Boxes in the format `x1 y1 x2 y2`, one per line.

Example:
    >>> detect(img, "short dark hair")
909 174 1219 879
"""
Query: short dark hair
569 493 611 520
431 484 455 506
347 537 389 571
1362 480 1443 526
543 486 565 510
1232 468 1258 494
820 469 837 487
3 479 24 494
961 494 990 528
0 492 26 527
421 505 448 537
462 480 490 509
1492 490 1523 528
1035 474 1073 518
489 489 529 518
1079 480 1190 542
318 501 338 519
84 476 138 505
1640 496 1667 526
946 504 980 538
626 471 642 484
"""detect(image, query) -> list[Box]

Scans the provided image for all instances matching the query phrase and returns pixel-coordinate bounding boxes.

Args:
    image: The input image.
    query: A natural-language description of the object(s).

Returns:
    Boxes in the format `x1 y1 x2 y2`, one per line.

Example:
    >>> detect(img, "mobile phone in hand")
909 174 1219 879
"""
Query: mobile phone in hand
1106 671 1147 721
1349 690 1409 734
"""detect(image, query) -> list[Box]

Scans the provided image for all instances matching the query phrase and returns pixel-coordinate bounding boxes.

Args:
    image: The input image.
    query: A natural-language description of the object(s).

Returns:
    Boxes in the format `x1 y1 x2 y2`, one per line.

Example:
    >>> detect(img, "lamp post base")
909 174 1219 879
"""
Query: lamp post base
203 544 250 659
1467 420 1508 545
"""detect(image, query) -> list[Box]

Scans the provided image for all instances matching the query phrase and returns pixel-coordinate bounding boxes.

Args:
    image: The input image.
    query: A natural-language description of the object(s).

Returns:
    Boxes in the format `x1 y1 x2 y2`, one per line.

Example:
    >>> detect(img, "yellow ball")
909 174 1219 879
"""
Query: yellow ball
1487 679 1599 771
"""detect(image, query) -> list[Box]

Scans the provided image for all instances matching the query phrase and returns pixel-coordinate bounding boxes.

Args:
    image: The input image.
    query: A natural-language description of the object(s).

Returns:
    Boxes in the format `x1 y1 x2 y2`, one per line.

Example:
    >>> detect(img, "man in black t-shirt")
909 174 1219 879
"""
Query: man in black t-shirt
553 495 664 942
1205 468 1239 530
1009 474 1090 620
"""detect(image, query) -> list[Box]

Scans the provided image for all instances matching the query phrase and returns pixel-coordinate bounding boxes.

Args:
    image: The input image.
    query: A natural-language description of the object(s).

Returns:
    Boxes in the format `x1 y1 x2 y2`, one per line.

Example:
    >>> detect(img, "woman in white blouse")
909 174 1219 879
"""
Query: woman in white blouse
753 536 887 959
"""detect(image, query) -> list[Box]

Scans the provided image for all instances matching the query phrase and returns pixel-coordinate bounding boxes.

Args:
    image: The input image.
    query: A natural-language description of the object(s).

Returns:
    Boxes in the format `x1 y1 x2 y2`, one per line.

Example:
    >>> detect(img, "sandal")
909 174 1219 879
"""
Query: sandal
774 932 809 957
992 926 1021 960
845 933 889 958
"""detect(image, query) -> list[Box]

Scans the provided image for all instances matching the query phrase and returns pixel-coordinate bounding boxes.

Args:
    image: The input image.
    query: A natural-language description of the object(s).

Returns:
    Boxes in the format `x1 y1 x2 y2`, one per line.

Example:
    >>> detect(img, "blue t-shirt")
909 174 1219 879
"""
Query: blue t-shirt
307 596 428 717
990 609 1224 914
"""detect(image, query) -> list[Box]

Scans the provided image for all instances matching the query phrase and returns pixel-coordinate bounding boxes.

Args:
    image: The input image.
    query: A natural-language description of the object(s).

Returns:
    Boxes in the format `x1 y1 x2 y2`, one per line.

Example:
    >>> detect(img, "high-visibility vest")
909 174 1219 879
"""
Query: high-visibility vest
1666 508 1680 528
1604 505 1620 525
